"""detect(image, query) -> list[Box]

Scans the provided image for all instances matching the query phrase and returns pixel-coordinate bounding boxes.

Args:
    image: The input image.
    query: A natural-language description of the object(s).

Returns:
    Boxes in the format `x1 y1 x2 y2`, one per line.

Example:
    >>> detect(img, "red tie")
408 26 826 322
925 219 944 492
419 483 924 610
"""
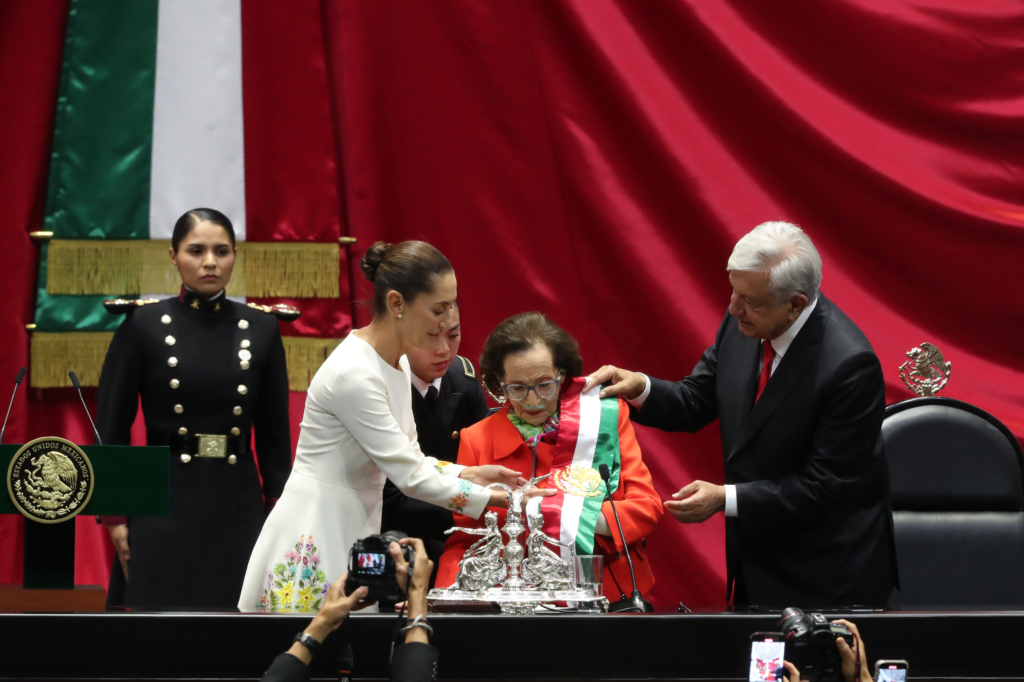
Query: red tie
755 341 775 403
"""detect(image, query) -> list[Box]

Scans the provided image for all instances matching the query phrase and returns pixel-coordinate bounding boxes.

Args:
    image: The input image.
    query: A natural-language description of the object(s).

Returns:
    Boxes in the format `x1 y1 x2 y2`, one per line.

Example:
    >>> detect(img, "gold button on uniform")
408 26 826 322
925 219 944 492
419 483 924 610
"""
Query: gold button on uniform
239 350 251 361
168 357 178 367
452 431 459 440
240 360 250 370
170 379 180 389
238 320 249 330
233 406 242 415
238 385 247 395
165 335 176 346
240 339 250 349
228 454 238 465
230 427 240 436
174 404 184 414
180 454 192 463
178 427 188 435
161 315 172 325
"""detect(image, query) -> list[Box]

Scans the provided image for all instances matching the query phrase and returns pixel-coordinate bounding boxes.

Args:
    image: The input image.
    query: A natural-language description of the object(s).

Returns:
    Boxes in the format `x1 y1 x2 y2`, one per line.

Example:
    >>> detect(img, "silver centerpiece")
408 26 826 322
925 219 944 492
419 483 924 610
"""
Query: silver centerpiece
899 342 951 397
429 477 608 615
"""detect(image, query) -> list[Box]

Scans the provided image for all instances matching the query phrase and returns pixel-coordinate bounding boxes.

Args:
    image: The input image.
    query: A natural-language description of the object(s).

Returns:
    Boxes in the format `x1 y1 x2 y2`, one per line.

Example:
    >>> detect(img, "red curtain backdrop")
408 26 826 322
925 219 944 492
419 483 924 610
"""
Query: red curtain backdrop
2 0 1023 609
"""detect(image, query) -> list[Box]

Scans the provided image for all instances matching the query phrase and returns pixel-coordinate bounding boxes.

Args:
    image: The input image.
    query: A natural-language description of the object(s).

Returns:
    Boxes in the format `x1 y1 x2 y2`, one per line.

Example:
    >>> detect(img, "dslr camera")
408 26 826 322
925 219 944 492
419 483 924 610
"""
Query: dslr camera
777 607 854 682
344 531 415 602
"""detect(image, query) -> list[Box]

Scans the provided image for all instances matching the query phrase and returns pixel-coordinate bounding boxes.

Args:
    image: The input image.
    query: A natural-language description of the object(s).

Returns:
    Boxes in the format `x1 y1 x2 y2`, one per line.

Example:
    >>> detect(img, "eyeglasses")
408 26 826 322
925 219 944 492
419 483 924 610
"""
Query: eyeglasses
502 370 564 402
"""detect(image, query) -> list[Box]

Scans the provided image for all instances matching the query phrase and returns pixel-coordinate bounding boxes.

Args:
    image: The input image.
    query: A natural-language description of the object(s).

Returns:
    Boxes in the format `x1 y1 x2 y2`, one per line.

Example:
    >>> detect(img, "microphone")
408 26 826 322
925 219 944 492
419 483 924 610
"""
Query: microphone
599 463 653 614
69 371 103 446
0 367 26 444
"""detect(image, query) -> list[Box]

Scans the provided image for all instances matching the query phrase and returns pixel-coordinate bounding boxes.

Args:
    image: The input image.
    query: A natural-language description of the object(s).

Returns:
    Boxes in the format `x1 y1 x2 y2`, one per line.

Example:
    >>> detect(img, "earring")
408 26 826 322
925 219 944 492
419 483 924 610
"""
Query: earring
397 313 402 319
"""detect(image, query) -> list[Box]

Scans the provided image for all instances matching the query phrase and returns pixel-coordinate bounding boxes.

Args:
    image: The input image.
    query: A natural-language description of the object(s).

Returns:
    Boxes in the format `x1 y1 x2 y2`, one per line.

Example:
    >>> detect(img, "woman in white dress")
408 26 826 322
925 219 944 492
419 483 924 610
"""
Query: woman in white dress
239 241 536 612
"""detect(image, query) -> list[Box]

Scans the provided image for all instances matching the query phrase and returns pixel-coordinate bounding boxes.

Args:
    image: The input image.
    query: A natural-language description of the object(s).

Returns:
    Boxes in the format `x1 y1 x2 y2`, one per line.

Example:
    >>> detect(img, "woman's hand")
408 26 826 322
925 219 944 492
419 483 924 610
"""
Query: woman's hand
107 525 130 579
460 464 524 489
524 487 557 503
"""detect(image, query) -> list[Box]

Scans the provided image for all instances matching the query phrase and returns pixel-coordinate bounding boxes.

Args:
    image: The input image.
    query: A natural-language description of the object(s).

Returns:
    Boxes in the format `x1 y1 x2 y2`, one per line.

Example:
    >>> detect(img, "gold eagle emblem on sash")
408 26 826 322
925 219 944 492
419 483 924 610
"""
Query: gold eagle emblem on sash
552 465 604 498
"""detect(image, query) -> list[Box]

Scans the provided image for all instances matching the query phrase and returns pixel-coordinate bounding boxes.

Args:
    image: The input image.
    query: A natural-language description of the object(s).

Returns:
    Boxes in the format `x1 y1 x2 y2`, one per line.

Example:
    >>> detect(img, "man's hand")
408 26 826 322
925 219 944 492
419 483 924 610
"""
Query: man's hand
391 538 433 598
783 660 801 681
664 481 725 523
582 366 646 400
107 525 130 579
833 619 871 682
460 464 524 488
305 572 369 642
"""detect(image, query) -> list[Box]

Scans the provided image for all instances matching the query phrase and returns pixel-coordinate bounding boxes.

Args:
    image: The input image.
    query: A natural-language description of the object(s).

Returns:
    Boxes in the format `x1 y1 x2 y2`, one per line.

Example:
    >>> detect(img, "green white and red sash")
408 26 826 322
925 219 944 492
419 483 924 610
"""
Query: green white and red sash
537 378 621 560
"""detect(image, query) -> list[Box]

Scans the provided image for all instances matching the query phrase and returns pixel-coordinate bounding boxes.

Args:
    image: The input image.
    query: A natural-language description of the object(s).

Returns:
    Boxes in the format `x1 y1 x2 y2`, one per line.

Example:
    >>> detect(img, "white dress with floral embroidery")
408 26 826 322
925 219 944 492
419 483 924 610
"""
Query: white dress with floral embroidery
238 333 490 612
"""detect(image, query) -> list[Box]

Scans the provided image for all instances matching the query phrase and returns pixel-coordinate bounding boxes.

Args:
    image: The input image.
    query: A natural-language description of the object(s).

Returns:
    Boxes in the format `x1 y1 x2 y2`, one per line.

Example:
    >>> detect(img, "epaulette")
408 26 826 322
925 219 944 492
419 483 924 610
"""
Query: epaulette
457 355 476 378
247 302 301 322
103 298 159 315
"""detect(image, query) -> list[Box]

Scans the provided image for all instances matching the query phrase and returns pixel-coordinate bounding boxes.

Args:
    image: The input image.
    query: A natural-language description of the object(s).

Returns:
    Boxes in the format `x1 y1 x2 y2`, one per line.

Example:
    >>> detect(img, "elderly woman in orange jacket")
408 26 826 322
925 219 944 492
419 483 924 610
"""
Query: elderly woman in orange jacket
436 312 663 598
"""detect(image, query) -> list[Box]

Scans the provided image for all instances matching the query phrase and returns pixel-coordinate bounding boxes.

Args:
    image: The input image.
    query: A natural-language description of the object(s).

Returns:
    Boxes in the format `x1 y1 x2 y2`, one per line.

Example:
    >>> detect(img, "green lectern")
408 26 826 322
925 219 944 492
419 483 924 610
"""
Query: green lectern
2 437 168 611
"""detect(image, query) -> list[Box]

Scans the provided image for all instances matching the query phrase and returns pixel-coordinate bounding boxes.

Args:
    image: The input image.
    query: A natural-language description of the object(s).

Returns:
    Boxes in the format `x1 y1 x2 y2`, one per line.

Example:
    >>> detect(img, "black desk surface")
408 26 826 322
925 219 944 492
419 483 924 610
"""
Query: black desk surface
0 608 1017 680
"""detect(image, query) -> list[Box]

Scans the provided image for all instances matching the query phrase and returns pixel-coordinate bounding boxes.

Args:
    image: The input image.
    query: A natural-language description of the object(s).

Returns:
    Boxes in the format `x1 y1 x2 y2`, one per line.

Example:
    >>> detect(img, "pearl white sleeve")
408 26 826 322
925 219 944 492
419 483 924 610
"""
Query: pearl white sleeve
327 365 488 520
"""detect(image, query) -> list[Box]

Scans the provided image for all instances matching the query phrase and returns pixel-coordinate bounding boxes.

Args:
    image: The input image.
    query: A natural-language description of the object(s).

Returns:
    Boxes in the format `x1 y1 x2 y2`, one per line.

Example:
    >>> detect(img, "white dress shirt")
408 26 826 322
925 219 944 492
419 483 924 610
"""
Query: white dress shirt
410 372 443 399
624 297 818 518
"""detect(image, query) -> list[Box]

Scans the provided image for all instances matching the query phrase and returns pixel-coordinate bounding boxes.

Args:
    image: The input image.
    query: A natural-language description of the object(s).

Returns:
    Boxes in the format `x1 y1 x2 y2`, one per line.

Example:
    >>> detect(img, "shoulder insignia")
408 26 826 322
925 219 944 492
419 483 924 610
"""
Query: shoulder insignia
457 355 476 378
247 302 301 322
103 298 159 315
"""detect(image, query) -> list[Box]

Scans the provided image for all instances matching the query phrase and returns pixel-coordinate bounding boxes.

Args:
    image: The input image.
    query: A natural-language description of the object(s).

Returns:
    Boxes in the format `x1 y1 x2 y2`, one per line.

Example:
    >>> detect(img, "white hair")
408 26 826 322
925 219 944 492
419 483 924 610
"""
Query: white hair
726 221 821 303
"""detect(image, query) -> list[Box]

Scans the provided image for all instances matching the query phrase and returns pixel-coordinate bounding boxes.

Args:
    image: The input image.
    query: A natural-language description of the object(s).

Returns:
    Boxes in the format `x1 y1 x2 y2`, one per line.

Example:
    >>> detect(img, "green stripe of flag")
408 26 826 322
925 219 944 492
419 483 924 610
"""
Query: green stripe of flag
43 0 159 240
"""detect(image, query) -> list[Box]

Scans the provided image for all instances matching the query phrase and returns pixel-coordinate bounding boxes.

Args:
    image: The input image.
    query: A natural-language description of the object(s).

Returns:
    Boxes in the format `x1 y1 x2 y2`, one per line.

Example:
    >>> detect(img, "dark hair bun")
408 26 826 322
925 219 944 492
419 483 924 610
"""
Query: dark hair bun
360 242 391 282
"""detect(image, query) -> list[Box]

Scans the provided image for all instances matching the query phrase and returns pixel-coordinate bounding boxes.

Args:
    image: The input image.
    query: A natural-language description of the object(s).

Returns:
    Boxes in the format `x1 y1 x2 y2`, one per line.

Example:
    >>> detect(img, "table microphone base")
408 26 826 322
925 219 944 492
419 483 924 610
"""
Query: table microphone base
607 591 654 613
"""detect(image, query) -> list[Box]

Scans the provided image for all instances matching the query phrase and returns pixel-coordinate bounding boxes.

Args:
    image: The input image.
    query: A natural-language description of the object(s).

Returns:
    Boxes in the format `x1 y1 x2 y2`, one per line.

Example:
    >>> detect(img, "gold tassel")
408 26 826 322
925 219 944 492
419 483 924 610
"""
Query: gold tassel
29 331 341 392
46 240 340 298
30 332 115 388
282 337 343 391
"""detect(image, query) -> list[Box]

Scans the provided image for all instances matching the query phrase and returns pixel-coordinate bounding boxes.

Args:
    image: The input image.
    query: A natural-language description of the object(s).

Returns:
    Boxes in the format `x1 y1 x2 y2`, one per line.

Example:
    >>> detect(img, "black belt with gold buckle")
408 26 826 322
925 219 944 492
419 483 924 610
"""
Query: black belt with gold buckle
169 433 248 462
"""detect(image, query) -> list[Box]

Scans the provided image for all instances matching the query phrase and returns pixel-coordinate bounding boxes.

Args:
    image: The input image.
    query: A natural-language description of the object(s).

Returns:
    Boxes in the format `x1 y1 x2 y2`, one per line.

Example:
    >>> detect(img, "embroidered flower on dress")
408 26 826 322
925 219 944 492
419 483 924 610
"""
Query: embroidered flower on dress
258 533 327 613
448 479 474 513
434 460 454 475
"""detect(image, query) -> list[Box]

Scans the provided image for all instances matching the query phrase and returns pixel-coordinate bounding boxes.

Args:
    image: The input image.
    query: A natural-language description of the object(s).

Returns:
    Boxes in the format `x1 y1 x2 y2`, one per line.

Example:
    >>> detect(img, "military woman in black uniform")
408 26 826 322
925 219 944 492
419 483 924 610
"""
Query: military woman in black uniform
97 208 294 610
381 306 490 585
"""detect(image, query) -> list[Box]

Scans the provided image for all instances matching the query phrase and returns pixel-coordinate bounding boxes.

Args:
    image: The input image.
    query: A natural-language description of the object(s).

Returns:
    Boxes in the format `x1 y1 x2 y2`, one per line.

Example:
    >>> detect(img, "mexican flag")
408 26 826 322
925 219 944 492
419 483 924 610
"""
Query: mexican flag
31 0 350 390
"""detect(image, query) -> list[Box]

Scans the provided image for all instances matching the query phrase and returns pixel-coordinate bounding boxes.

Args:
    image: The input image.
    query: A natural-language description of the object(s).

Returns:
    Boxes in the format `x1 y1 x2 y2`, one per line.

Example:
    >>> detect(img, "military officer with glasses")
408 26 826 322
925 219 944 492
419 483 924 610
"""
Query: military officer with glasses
381 305 490 587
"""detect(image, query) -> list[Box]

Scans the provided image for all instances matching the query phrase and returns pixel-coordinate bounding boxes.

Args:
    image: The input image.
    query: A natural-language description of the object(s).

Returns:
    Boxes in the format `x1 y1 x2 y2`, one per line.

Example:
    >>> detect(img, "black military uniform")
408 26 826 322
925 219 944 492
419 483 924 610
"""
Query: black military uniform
381 356 489 583
97 288 293 609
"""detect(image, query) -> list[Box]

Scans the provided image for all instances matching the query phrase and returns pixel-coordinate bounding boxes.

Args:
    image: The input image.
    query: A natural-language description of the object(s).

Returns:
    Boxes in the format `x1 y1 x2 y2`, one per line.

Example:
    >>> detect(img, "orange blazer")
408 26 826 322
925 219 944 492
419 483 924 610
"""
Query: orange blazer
436 399 663 598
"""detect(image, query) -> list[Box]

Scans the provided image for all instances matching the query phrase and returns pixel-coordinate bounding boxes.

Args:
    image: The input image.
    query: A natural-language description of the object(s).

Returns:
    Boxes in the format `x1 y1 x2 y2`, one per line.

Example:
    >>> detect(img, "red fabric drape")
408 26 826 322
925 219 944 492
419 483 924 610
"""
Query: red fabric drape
2 1 1023 609
325 0 1024 608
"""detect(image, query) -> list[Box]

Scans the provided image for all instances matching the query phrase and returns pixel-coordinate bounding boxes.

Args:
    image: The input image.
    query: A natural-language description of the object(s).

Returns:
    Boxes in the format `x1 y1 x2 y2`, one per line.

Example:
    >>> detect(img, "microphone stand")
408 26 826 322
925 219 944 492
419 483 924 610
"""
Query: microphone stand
599 464 653 613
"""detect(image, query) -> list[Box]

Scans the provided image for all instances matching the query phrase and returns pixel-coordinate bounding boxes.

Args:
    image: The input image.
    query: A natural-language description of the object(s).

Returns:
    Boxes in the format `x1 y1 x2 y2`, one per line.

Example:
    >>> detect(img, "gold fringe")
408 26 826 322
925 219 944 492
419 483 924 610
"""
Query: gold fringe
46 240 340 298
30 332 114 388
282 337 343 392
29 332 341 392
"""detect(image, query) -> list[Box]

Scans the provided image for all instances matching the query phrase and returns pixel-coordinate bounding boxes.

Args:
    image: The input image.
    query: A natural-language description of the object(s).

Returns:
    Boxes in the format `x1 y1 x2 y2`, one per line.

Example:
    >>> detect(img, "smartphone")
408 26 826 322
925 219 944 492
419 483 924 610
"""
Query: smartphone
749 632 786 682
874 660 909 681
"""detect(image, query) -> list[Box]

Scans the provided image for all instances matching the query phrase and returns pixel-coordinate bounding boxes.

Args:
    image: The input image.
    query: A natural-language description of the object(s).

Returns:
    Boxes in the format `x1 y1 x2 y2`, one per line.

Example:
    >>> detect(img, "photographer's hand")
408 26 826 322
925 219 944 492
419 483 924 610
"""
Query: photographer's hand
391 538 433 645
286 572 368 666
832 619 871 682
782 660 801 681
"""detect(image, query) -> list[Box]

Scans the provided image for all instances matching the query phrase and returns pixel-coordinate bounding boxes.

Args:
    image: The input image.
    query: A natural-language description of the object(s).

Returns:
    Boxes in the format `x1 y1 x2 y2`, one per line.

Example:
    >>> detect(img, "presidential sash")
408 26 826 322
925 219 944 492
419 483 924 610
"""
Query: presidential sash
539 378 621 561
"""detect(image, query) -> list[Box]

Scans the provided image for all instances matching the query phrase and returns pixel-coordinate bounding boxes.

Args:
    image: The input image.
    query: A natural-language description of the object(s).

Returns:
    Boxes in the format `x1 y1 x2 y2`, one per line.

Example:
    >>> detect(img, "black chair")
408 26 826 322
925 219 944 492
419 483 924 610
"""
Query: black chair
884 396 1024 607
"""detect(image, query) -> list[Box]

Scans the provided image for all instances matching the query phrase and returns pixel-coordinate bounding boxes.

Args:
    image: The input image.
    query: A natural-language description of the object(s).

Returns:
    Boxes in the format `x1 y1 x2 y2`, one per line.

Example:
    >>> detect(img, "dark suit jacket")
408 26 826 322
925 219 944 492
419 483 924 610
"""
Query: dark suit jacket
634 293 898 607
261 643 438 682
381 357 490 579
